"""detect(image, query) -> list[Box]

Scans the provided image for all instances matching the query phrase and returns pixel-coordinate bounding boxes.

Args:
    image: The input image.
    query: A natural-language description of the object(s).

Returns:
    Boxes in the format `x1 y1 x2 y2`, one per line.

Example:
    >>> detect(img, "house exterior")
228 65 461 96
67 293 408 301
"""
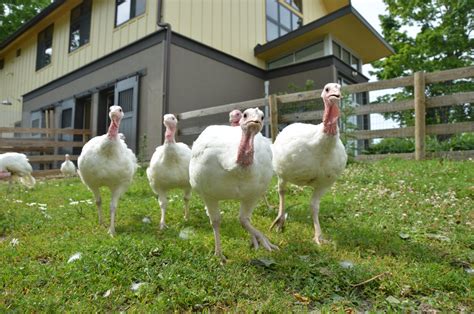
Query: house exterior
0 0 393 157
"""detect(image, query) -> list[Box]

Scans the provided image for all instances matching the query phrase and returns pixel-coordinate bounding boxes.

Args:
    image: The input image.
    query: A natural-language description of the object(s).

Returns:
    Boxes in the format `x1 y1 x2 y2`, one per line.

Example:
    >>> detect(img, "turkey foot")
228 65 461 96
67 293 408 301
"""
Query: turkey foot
250 232 279 251
313 235 329 245
269 215 286 232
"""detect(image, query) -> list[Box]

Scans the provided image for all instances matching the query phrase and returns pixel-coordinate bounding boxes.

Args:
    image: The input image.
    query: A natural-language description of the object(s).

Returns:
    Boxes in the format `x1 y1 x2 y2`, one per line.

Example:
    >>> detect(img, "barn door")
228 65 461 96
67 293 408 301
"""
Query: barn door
114 76 139 152
58 98 75 155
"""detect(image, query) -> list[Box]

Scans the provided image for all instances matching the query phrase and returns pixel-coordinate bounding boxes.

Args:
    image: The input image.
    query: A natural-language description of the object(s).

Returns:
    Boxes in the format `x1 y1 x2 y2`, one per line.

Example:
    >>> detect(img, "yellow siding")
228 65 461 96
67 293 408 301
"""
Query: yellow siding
0 0 158 127
164 0 266 68
0 0 343 127
303 0 329 24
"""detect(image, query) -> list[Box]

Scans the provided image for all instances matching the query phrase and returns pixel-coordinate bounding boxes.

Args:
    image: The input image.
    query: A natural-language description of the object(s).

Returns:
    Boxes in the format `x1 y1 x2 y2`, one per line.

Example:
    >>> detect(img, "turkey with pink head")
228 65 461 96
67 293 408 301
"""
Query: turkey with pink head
78 105 137 236
146 114 192 230
271 83 347 244
190 107 277 262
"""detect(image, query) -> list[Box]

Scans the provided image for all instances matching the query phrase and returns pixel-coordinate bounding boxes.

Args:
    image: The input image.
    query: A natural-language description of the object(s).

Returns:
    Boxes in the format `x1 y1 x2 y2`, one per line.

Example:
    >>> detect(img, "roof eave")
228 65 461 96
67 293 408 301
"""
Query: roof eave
254 5 394 62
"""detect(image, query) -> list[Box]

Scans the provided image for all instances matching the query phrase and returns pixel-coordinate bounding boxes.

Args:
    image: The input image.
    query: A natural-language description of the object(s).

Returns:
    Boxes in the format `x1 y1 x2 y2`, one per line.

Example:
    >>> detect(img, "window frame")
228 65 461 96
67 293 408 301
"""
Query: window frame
266 0 302 42
114 0 146 27
69 0 92 53
36 24 54 71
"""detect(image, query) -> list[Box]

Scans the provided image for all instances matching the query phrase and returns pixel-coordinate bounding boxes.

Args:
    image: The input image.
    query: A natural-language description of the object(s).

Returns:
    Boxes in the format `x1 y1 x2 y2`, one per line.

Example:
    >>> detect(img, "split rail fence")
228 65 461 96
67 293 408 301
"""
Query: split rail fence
0 127 91 177
178 66 474 161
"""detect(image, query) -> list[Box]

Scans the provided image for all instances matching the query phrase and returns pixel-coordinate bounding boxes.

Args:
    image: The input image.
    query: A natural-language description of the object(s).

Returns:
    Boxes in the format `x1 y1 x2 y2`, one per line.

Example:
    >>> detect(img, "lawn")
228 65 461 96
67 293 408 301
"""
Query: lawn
0 159 472 312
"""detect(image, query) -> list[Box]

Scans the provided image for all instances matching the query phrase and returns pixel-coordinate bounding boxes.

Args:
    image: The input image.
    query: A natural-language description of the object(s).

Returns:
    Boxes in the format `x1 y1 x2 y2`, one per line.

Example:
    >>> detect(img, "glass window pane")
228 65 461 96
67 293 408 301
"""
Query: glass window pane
266 0 278 20
70 28 80 51
267 20 279 41
292 0 302 12
116 0 131 25
351 55 359 70
32 119 40 128
279 6 291 29
135 0 146 16
292 14 301 30
332 42 341 58
342 48 350 64
295 42 324 62
61 108 73 128
268 54 294 69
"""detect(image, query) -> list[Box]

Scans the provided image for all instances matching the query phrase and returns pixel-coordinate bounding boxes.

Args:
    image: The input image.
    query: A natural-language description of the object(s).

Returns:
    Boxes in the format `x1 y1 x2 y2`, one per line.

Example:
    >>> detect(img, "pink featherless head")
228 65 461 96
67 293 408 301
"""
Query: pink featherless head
321 83 342 135
229 109 242 126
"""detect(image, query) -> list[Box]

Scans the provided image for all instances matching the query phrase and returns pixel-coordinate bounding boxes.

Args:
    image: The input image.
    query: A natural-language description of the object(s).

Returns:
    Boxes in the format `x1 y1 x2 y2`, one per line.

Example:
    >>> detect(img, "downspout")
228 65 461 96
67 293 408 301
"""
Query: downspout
157 0 171 140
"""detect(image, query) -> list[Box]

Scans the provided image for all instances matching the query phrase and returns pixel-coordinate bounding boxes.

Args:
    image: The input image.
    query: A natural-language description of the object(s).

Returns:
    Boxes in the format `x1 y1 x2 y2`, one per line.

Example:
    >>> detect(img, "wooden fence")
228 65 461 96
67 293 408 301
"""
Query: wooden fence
178 66 474 161
0 127 91 177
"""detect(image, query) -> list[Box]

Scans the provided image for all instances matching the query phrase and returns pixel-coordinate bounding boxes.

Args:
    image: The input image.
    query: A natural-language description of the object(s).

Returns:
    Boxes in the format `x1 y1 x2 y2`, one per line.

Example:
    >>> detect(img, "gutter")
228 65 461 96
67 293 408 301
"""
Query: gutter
157 0 171 121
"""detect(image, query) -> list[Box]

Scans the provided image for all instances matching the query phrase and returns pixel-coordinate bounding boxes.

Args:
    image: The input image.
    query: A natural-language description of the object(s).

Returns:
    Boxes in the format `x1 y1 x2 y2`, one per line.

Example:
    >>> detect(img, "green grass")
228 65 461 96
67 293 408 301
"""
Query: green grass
1 159 473 312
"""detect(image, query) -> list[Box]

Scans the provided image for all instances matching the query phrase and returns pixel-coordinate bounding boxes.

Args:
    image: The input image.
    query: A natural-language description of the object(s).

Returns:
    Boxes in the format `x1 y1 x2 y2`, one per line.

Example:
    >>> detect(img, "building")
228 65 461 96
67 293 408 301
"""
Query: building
0 0 393 157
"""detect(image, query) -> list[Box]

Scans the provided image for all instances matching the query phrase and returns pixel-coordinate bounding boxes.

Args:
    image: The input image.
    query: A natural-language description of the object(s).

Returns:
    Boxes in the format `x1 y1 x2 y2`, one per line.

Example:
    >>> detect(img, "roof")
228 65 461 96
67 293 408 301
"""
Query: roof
254 5 395 64
0 0 66 52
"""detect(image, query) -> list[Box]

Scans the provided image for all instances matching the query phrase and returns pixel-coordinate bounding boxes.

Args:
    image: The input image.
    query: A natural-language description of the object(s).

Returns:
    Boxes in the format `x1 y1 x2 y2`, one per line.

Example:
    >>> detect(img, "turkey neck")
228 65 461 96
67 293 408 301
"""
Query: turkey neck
107 118 120 139
236 129 256 167
323 99 340 136
164 125 176 144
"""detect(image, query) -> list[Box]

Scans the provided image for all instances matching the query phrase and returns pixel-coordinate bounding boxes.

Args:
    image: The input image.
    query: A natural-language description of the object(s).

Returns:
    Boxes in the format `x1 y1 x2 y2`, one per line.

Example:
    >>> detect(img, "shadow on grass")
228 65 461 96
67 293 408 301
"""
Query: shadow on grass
332 224 449 264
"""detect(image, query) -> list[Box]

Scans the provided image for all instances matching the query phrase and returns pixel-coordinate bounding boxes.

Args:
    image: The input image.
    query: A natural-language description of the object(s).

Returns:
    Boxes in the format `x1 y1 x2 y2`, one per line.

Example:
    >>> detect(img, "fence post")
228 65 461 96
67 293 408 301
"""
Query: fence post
414 71 426 160
268 94 279 142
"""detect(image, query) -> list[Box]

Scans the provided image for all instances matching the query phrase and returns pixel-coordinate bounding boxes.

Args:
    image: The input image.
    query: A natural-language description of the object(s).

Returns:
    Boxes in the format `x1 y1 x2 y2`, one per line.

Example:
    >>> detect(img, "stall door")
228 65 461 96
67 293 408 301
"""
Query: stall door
114 76 138 152
58 98 75 155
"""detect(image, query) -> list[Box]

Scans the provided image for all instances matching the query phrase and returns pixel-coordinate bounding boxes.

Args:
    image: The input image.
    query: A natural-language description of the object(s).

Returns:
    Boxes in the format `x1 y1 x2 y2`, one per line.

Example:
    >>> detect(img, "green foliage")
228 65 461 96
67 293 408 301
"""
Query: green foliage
365 133 474 154
365 138 415 155
371 0 474 127
1 160 472 311
0 0 52 43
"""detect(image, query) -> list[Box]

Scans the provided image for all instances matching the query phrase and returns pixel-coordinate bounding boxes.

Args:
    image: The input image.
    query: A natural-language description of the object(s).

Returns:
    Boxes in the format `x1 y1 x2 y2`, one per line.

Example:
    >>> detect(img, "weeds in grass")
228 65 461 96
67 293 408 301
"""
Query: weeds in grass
0 159 472 312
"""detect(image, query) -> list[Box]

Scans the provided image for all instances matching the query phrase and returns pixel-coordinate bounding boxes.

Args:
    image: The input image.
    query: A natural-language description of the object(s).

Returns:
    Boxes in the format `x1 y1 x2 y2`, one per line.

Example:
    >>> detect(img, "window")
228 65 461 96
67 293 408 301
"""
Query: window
61 108 73 128
351 55 360 71
16 49 21 57
268 53 294 69
266 0 302 42
0 59 4 70
333 40 361 72
342 48 351 64
36 24 54 70
69 0 92 52
295 42 323 62
332 42 341 58
115 0 146 26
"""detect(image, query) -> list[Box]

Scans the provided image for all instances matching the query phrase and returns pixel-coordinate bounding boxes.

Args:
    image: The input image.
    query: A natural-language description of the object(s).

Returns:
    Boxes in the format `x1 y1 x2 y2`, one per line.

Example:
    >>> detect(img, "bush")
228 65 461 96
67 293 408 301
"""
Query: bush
365 133 474 155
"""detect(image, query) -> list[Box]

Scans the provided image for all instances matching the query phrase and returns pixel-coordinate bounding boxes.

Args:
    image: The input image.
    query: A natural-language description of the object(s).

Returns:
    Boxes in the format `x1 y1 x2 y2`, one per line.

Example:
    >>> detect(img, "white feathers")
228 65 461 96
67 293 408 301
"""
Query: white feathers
0 152 36 188
78 105 137 235
146 114 192 229
272 123 347 187
189 108 277 260
67 252 82 263
60 154 76 176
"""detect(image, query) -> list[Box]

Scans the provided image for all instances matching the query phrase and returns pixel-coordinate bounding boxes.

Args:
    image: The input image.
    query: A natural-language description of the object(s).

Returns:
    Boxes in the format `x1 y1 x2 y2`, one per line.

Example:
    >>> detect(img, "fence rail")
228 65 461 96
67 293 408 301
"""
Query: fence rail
0 127 91 177
177 65 474 161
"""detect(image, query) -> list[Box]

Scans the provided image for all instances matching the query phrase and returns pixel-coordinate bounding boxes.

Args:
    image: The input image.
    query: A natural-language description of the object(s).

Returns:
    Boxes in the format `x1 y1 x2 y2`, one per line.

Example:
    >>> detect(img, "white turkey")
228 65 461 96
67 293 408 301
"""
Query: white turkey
146 114 192 229
0 152 36 189
78 105 137 236
190 107 277 262
229 109 242 127
60 154 76 177
270 83 347 244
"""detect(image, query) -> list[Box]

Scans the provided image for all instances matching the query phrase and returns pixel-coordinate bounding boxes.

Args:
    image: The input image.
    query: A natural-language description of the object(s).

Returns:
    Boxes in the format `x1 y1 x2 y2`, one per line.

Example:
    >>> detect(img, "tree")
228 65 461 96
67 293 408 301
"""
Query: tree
0 0 51 43
370 0 473 130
